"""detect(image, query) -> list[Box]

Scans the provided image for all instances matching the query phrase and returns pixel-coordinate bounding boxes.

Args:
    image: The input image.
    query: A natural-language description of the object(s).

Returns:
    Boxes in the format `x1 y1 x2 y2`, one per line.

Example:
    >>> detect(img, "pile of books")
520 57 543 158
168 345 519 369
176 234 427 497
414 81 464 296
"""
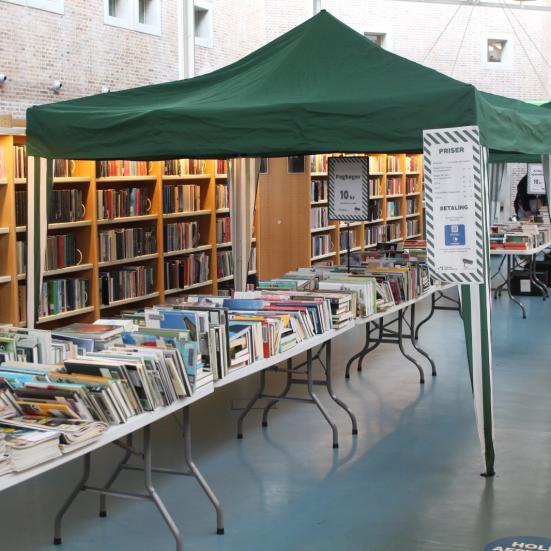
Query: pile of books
99 266 155 305
311 207 329 229
165 221 200 252
490 223 551 250
311 180 327 202
97 187 151 220
165 252 210 290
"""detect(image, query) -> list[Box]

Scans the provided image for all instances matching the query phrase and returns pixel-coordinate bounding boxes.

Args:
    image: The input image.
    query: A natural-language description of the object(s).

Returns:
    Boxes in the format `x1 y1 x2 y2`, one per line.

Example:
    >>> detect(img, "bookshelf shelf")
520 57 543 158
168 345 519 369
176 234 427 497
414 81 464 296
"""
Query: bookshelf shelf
386 216 402 222
311 225 336 234
365 218 384 224
0 178 7 185
387 171 403 176
339 222 362 228
311 252 336 261
386 238 403 244
370 171 384 176
406 213 420 219
163 244 212 258
0 227 9 235
340 247 361 254
36 306 95 325
96 175 157 183
0 275 11 284
16 226 26 233
164 280 213 295
215 173 228 179
406 171 420 175
162 210 211 220
407 233 422 239
216 242 232 249
217 275 234 282
248 270 257 275
48 220 92 231
364 243 377 249
97 214 157 226
53 177 90 184
17 274 25 281
216 208 230 214
162 174 210 181
98 254 158 268
14 178 26 185
310 200 328 206
406 192 420 197
44 263 94 277
99 292 160 310
386 194 402 199
370 195 383 199
311 172 327 178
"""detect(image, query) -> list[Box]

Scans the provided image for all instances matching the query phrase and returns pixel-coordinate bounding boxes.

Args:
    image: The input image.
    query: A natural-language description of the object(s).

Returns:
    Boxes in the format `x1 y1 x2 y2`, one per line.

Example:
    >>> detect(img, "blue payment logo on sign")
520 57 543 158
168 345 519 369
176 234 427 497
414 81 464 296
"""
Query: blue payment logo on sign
444 224 466 246
484 536 551 550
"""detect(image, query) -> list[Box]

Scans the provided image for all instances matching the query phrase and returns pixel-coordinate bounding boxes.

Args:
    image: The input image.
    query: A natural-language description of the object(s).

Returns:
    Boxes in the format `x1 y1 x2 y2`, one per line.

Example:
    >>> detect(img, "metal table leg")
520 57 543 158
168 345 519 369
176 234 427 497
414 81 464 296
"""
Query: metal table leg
397 310 425 384
528 253 548 299
358 320 383 372
506 255 527 319
410 303 436 377
345 323 371 379
237 370 266 439
262 358 293 428
414 293 436 341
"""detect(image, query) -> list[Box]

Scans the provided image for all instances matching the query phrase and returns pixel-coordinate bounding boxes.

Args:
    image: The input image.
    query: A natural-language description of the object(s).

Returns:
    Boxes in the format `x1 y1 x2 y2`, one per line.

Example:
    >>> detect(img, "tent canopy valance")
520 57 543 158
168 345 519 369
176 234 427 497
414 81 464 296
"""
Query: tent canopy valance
26 11 551 161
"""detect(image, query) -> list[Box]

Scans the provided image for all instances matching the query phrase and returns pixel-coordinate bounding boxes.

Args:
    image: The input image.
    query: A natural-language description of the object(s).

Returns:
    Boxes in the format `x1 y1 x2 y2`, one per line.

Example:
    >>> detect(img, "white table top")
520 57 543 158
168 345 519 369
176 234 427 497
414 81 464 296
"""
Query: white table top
490 241 551 256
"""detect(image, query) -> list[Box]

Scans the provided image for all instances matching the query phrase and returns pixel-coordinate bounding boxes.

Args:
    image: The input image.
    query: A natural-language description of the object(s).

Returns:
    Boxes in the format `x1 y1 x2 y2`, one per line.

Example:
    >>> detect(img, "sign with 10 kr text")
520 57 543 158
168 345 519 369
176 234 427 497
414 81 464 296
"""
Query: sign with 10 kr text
423 125 485 284
527 163 546 195
328 156 369 221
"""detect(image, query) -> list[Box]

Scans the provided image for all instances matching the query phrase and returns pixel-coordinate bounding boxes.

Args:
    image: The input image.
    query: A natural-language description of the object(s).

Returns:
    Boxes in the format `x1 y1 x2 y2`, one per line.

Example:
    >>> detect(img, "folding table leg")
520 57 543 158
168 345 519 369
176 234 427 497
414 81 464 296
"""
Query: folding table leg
397 310 425 384
262 358 293 428
409 303 436 377
237 369 266 439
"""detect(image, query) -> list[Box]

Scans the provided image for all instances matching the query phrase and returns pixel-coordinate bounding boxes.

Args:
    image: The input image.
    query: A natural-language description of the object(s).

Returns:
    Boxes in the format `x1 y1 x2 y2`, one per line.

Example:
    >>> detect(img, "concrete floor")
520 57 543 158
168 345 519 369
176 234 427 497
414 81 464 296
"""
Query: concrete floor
0 290 550 551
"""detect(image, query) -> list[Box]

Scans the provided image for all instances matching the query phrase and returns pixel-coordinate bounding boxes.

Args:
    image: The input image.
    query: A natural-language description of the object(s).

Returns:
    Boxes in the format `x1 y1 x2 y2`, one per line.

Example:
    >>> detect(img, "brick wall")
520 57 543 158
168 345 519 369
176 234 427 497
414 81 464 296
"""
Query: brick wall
0 0 179 118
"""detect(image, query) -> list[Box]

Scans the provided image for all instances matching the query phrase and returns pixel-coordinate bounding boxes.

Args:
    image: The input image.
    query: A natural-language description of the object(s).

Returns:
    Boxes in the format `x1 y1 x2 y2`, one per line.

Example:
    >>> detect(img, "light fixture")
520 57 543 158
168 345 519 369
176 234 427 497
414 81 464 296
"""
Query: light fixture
51 80 63 92
0 74 7 85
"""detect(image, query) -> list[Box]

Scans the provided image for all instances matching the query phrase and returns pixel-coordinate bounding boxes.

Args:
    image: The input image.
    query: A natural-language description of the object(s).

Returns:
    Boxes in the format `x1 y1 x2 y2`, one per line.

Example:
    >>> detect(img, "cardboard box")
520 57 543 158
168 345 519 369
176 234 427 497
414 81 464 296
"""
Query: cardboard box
510 269 548 296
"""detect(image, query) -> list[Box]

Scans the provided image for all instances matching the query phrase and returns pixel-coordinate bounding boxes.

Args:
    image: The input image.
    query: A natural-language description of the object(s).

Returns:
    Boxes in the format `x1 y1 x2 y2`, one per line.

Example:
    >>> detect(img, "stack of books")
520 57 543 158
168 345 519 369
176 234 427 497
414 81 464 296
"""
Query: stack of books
164 252 210 290
45 234 79 271
165 221 200 252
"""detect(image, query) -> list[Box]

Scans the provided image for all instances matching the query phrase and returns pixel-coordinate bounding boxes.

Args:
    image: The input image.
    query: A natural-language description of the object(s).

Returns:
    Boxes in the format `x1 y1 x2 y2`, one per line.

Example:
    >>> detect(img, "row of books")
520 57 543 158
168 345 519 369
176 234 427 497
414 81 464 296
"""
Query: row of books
216 217 231 244
39 278 88 318
163 159 207 177
45 234 80 271
15 190 26 226
406 219 421 237
386 200 401 218
99 267 155 305
311 206 329 230
163 184 201 214
406 197 418 215
14 145 26 180
16 241 26 275
405 156 419 173
312 234 333 257
216 160 227 175
217 251 233 279
249 246 257 272
96 160 150 178
216 183 230 209
50 189 84 223
367 201 383 221
387 156 401 173
53 159 75 178
310 154 328 174
369 177 383 197
165 252 210 290
311 180 327 202
406 176 418 194
386 176 401 195
365 225 385 246
490 223 551 250
98 227 157 263
164 221 200 252
97 188 151 220
339 230 357 251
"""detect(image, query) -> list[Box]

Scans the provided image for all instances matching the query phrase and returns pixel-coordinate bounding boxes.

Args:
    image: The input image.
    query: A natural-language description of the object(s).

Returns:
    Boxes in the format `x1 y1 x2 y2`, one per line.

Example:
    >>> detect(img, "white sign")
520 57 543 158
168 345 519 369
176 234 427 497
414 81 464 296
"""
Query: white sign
328 157 369 221
527 163 546 194
423 126 485 283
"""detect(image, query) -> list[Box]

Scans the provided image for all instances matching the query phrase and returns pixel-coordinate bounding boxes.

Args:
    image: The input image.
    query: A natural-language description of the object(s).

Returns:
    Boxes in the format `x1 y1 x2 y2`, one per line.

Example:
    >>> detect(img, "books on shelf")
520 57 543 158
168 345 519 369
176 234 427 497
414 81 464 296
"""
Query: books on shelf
366 224 384 247
311 206 329 229
163 184 201 214
97 187 151 220
216 183 230 209
217 250 233 278
386 176 401 195
165 221 200 252
339 229 357 251
386 199 401 218
99 267 154 305
216 217 231 244
216 160 227 175
386 155 400 172
164 252 210 290
310 154 329 173
406 156 419 172
311 179 327 202
45 234 80 271
53 159 75 178
16 241 26 275
15 190 27 226
18 286 26 324
312 234 333 257
14 145 26 180
406 219 420 237
369 156 383 173
368 200 382 221
369 177 383 196
163 159 206 176
248 246 257 272
406 197 418 215
49 190 84 224
99 227 157 263
382 221 402 242
97 160 150 178
39 278 89 318
406 176 418 194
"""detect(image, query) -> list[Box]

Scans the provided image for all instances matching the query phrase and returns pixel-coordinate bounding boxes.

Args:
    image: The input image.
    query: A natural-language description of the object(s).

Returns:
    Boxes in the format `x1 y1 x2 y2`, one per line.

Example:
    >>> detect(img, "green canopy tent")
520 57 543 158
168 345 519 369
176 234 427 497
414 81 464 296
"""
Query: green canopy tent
26 10 551 476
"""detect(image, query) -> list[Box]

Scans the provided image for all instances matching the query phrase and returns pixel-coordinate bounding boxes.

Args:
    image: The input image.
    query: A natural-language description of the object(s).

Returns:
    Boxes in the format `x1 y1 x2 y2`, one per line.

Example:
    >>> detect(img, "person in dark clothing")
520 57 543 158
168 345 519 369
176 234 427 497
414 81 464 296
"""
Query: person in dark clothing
514 175 548 220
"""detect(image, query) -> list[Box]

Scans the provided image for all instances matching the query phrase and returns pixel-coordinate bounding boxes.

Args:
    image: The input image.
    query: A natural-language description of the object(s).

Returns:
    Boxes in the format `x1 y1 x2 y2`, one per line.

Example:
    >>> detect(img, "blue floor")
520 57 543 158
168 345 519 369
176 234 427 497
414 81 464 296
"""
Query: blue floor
1 291 550 550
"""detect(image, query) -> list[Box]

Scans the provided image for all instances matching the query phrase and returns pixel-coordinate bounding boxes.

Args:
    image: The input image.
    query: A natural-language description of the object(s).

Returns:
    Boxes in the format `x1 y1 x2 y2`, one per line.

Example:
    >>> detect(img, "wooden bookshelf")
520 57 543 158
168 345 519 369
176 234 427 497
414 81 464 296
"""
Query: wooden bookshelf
0 137 260 327
257 153 424 279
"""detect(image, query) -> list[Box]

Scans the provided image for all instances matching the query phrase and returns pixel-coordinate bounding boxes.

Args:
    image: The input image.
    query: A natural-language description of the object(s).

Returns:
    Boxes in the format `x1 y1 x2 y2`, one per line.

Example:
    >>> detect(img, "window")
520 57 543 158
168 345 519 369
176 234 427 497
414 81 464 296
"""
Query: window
1 0 64 14
487 39 506 63
364 32 385 48
194 0 213 48
104 0 160 36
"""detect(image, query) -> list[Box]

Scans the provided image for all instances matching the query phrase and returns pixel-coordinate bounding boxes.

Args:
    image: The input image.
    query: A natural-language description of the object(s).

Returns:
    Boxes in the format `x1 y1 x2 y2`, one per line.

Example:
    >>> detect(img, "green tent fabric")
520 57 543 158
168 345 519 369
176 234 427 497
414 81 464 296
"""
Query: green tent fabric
27 11 551 160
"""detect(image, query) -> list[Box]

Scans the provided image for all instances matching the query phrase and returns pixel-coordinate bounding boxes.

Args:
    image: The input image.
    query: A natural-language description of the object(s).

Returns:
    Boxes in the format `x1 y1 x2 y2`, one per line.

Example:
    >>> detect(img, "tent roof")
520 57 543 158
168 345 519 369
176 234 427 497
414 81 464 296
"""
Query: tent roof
26 10 551 160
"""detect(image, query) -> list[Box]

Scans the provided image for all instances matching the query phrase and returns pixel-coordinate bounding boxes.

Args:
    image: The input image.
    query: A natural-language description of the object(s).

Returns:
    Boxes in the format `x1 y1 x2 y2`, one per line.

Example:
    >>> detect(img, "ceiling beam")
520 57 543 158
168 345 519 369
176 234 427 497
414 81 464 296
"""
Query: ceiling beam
385 0 551 13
